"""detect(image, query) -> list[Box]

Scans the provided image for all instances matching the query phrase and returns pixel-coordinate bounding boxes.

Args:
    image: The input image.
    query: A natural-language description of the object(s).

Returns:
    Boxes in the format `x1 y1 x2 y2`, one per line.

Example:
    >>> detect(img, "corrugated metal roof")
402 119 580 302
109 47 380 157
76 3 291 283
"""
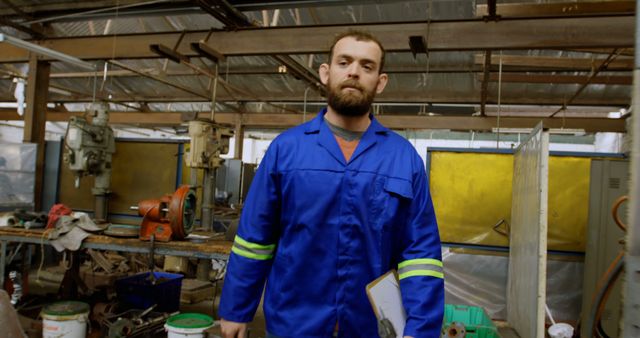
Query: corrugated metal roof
0 0 633 122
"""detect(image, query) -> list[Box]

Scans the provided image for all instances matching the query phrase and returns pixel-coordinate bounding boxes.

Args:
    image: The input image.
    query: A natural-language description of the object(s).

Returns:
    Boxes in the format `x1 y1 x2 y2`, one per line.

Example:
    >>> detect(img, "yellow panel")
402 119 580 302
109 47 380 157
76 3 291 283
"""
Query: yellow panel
430 152 513 247
58 141 180 216
429 151 591 252
547 156 590 252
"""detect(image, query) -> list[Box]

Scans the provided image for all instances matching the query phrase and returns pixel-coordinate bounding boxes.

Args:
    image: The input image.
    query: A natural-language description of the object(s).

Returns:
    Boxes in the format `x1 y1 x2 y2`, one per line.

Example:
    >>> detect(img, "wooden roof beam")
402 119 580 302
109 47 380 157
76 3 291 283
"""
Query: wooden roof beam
473 54 634 71
1 90 629 106
556 48 634 57
0 109 627 132
0 16 634 63
11 63 627 81
0 17 44 39
476 1 635 18
484 73 632 85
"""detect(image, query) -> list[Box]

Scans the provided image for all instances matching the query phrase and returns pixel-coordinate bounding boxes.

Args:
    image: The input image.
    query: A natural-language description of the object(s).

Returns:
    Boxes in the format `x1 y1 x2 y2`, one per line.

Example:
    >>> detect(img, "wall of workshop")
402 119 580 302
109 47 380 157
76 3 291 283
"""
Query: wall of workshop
427 149 624 252
0 121 624 165
57 140 183 220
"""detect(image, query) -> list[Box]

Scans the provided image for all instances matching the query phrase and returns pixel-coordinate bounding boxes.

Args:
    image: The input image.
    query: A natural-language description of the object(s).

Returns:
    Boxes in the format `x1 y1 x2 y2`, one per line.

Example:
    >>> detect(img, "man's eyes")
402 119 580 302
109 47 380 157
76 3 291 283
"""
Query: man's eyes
336 60 375 71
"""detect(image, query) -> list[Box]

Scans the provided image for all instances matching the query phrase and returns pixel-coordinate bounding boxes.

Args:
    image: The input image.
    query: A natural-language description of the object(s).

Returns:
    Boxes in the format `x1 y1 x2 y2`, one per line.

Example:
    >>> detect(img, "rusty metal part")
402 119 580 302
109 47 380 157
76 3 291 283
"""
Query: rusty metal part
134 185 196 242
92 302 118 323
442 322 467 338
169 185 196 239
103 307 177 338
104 224 140 238
108 318 134 338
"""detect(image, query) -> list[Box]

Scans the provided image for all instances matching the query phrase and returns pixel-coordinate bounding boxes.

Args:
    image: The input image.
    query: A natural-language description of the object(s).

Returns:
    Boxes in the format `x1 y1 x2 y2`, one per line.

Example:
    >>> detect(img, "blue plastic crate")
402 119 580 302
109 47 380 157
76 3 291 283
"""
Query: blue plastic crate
115 271 184 312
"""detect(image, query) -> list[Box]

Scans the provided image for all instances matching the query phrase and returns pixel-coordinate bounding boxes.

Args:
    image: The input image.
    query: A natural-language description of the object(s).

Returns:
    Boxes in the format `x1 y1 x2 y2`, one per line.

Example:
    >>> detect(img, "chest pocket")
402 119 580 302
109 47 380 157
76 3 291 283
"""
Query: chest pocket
384 177 413 199
370 177 413 229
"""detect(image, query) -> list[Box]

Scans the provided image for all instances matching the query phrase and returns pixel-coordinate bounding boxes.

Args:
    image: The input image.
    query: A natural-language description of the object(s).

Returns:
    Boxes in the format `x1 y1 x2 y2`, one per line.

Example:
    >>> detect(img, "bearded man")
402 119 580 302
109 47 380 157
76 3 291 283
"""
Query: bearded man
218 30 444 338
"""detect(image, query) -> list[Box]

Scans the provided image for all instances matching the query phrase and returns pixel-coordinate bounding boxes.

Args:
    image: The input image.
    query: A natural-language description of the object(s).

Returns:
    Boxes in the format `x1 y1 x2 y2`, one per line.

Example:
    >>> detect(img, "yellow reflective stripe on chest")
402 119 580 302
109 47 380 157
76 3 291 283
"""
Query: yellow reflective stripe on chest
398 258 444 280
232 235 276 260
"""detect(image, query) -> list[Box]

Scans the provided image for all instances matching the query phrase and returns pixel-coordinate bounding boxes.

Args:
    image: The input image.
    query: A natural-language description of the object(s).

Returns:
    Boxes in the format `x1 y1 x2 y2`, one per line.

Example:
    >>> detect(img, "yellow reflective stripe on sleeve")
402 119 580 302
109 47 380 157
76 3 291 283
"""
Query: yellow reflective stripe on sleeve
397 258 443 269
232 235 276 260
231 246 274 260
398 270 444 280
397 258 444 280
234 235 276 251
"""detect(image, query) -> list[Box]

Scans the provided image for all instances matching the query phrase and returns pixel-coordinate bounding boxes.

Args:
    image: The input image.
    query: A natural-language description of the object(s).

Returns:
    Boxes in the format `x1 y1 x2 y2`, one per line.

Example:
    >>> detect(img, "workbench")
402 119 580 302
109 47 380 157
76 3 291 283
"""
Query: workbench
0 226 232 286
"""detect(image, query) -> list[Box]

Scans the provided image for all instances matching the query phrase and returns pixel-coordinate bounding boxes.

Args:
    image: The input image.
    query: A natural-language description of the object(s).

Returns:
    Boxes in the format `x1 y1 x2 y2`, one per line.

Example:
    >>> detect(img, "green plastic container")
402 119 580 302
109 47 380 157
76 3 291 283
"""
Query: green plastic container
442 304 500 338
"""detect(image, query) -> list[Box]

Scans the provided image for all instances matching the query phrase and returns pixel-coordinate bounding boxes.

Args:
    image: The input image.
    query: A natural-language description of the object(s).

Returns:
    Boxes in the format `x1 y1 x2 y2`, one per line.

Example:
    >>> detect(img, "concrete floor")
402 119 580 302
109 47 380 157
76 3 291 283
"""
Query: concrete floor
498 327 521 338
26 270 520 338
175 280 523 338
179 281 268 338
197 283 519 338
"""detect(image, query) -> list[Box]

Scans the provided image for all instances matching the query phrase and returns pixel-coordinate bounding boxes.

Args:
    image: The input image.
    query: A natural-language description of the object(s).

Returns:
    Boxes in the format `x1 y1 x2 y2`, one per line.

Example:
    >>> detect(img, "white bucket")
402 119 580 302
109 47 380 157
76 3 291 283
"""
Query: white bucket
548 323 574 338
41 301 90 338
165 313 215 338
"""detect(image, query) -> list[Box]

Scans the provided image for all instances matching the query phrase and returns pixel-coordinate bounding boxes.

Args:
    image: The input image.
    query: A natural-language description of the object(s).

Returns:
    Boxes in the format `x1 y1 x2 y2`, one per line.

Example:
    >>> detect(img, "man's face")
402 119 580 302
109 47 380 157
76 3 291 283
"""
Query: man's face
320 37 388 116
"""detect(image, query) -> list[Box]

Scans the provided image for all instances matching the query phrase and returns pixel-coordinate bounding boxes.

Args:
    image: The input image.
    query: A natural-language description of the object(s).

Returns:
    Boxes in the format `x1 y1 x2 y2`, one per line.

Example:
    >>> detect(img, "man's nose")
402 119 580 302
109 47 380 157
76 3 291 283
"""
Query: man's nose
346 63 360 78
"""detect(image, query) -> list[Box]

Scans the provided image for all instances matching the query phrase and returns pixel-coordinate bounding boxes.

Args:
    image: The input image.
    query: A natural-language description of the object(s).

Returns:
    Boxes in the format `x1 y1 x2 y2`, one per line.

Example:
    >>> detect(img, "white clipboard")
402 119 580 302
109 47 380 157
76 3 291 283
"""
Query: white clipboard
366 270 407 338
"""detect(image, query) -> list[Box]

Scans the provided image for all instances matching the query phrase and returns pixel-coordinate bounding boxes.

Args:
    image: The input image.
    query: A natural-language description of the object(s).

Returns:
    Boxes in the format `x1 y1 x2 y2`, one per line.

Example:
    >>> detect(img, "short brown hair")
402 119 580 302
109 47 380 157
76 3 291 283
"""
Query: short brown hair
327 30 386 73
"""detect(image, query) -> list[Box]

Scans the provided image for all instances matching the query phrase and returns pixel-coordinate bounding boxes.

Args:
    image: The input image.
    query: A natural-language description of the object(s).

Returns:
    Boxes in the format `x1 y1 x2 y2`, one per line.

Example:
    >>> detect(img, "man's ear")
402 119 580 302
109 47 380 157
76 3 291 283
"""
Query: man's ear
319 63 330 85
376 73 388 94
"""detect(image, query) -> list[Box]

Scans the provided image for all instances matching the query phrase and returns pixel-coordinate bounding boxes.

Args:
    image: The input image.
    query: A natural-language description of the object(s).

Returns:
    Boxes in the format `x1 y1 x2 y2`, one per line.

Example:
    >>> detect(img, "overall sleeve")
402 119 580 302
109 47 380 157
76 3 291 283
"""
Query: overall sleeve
218 143 280 323
398 156 445 337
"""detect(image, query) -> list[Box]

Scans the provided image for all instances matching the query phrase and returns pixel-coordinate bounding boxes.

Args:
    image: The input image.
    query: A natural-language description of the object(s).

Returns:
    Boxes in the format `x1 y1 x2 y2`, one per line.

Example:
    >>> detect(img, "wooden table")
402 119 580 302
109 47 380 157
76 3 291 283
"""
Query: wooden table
0 227 232 286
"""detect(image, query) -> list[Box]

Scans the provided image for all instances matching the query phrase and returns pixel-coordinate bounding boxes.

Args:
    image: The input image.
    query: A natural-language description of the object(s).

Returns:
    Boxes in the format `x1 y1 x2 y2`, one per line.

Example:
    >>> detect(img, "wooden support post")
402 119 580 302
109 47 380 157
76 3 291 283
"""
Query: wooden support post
480 50 492 116
234 114 244 160
22 54 50 211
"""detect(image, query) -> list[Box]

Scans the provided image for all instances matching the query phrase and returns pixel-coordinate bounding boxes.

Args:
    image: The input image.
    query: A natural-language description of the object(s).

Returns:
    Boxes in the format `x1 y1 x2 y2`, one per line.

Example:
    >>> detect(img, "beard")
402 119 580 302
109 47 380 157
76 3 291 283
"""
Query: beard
326 78 377 117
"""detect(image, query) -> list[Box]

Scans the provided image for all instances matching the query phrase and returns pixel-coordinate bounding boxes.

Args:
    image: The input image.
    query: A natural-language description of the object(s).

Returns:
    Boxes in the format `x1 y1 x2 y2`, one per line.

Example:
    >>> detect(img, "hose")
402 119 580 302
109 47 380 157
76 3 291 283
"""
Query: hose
589 252 623 337
596 318 611 338
611 195 628 232
587 195 628 337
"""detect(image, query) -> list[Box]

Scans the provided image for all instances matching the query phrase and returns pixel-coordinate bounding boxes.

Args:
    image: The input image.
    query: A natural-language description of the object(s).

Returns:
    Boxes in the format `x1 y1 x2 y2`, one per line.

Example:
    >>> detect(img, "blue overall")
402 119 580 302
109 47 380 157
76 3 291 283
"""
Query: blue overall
219 109 444 337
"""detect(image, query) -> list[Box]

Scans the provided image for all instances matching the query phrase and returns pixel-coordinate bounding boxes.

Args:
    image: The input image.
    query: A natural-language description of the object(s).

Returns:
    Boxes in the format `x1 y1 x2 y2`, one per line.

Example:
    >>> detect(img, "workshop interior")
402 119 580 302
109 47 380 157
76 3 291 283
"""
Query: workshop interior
0 0 639 337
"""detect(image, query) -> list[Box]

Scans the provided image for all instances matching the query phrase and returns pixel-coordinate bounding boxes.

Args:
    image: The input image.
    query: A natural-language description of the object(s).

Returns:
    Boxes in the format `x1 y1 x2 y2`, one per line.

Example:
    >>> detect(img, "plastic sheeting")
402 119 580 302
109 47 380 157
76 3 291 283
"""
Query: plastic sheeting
0 142 36 209
443 247 583 323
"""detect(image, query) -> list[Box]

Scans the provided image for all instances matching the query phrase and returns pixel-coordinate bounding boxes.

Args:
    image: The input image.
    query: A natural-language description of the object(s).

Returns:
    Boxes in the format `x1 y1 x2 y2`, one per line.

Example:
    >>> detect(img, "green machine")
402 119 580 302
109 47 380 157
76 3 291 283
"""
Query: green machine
441 304 500 338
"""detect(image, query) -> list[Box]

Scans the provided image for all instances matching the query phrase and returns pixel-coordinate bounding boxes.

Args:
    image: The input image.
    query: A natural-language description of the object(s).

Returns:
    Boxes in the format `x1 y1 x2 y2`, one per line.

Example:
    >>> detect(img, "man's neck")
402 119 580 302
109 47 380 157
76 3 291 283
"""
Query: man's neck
324 107 371 132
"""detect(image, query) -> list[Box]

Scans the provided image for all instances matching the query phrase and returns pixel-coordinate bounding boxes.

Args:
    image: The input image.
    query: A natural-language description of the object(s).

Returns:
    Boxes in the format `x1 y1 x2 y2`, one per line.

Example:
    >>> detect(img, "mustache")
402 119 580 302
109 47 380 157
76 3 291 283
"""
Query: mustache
339 80 364 91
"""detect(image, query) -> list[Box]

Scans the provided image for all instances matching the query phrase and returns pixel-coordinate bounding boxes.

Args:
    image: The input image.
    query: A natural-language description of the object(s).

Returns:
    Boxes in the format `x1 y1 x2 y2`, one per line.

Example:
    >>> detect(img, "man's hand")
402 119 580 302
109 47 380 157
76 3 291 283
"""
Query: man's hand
220 318 248 338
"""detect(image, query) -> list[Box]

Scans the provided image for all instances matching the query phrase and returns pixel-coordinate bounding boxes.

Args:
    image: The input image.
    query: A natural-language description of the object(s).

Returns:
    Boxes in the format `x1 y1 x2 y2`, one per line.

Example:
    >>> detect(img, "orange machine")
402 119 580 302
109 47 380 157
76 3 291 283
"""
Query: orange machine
132 185 196 242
